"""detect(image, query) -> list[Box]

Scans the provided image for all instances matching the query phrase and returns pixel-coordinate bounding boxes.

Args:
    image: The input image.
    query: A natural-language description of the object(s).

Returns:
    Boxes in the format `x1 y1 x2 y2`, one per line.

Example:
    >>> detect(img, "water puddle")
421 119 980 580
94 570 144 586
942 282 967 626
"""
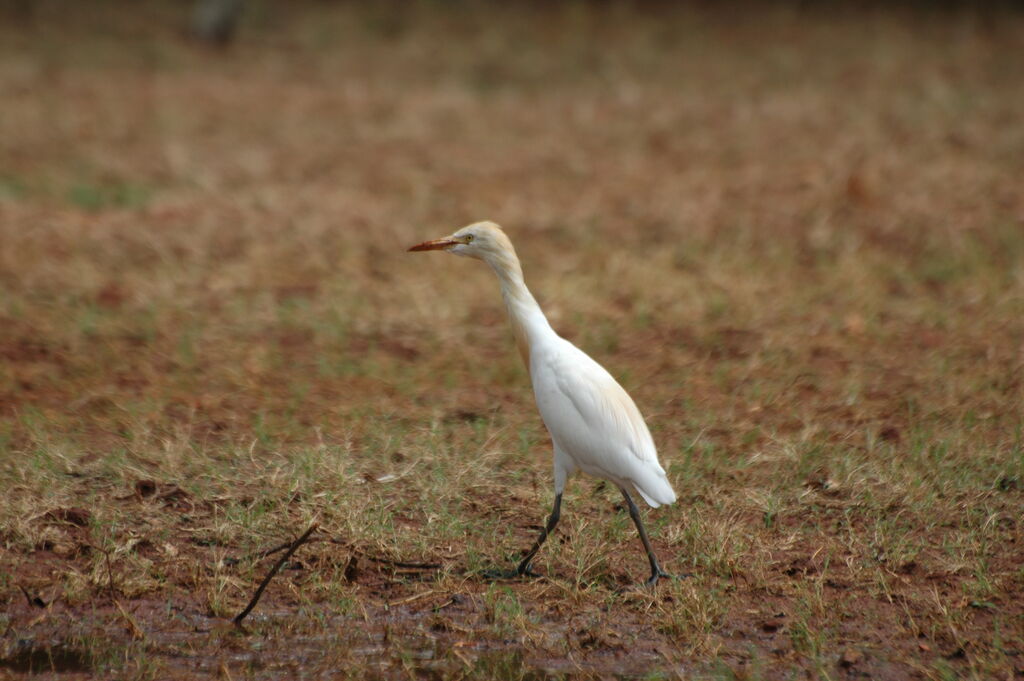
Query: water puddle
0 642 92 674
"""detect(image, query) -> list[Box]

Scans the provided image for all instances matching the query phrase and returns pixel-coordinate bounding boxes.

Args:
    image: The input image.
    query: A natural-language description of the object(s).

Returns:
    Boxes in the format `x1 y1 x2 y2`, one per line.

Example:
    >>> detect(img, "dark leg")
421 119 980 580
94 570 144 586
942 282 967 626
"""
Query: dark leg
620 488 672 586
515 493 562 577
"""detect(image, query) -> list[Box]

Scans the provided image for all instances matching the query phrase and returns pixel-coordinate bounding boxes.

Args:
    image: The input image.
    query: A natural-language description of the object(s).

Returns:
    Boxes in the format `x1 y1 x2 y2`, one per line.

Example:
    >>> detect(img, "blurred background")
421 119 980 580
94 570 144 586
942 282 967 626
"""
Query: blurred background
1 0 1020 449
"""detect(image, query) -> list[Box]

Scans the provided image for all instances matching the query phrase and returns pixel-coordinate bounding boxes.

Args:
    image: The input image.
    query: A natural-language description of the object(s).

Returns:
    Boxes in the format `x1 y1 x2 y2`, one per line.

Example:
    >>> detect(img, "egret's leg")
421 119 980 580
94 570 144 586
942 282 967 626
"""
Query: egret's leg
619 488 672 586
515 493 562 576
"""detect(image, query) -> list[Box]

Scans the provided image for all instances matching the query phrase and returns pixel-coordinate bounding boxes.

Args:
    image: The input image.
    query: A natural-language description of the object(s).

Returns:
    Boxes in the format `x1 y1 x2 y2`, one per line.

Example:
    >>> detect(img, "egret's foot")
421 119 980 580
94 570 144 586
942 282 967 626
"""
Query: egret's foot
645 568 688 587
515 561 542 579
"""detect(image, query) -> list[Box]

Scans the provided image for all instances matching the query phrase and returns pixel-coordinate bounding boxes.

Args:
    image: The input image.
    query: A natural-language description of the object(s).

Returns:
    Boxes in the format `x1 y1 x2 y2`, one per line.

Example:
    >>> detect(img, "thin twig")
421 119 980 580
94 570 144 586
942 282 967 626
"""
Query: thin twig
323 537 440 569
223 539 305 567
233 522 318 626
230 532 438 577
237 539 295 563
19 585 45 608
98 545 117 601
115 599 145 640
362 554 441 570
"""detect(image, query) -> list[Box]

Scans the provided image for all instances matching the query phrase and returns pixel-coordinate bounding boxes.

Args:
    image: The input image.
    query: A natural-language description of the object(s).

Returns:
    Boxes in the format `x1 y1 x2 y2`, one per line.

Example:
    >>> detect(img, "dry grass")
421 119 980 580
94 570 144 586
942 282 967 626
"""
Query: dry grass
1 2 1023 679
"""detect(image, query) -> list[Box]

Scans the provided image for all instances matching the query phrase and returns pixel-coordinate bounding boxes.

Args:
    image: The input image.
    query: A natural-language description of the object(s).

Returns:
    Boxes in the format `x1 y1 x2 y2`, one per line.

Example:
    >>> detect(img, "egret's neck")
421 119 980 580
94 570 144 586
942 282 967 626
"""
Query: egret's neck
483 249 555 371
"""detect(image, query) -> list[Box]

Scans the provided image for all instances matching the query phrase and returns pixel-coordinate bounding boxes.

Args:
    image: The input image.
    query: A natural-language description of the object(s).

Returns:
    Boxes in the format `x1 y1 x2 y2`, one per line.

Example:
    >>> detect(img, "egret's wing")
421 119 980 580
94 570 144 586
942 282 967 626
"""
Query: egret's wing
532 342 675 506
550 354 657 464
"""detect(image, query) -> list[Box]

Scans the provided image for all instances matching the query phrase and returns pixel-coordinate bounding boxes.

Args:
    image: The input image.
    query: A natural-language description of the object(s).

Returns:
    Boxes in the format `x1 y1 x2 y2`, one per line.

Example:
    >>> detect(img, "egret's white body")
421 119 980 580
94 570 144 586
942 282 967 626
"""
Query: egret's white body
530 327 676 508
410 221 676 584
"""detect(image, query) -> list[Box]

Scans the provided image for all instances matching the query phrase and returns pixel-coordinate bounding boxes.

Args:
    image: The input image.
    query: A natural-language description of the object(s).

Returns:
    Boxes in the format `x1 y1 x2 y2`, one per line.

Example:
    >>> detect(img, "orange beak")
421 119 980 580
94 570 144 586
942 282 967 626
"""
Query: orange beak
408 237 461 252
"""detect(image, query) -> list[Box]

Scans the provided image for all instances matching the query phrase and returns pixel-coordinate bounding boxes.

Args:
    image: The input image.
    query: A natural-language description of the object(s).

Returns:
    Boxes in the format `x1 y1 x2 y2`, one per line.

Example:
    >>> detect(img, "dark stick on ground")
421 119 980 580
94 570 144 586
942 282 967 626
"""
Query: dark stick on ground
230 535 438 571
324 537 441 569
233 522 319 626
360 554 441 570
250 539 295 561
99 545 118 601
19 585 45 608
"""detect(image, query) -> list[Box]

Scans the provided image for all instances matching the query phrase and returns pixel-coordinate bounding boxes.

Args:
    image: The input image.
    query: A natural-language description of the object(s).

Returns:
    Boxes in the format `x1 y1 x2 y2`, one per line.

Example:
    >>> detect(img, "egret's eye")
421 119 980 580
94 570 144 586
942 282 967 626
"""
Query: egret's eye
464 234 475 243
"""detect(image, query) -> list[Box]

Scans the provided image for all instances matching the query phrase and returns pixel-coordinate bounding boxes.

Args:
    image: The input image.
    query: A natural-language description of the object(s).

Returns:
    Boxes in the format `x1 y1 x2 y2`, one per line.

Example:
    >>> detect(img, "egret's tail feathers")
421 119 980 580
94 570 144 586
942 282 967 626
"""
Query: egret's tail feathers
633 473 677 508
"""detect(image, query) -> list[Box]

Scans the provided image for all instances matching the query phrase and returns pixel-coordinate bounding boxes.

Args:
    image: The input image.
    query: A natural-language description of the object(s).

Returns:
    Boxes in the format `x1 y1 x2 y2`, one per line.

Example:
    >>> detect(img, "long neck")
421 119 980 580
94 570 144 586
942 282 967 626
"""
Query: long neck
484 248 556 371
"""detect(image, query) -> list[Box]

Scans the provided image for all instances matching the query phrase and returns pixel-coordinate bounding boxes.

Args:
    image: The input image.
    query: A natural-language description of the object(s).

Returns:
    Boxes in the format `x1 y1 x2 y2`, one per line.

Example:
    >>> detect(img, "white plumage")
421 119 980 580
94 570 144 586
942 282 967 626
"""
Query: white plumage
532 339 676 508
409 221 676 585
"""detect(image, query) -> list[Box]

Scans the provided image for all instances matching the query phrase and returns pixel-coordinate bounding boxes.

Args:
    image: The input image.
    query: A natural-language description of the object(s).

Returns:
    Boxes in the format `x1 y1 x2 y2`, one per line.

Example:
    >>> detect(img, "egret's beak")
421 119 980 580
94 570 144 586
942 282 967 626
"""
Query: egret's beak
408 236 461 252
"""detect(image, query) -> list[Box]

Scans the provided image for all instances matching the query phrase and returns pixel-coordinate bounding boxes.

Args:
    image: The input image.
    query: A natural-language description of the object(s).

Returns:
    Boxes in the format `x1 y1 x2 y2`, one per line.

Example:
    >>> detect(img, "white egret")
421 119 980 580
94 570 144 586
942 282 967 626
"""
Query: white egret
409 221 676 585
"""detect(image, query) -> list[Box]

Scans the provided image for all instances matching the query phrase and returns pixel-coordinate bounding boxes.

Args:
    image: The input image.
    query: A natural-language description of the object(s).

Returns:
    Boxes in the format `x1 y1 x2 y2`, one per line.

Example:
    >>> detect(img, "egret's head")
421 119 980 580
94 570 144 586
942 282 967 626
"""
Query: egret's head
408 221 514 262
